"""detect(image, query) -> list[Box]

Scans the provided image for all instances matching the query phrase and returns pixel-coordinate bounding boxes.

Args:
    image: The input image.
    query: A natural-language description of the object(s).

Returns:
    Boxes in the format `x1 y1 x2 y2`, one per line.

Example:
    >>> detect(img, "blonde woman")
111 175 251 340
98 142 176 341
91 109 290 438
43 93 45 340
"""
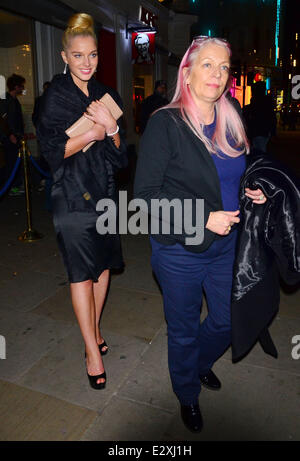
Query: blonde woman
37 13 127 389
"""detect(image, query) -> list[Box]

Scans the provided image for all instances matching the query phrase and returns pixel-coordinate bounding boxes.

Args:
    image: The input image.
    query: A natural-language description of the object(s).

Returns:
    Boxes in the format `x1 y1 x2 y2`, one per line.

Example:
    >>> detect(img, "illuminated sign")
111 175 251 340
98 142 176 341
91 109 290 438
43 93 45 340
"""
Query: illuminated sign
254 72 262 82
139 7 157 28
275 0 281 66
132 32 155 64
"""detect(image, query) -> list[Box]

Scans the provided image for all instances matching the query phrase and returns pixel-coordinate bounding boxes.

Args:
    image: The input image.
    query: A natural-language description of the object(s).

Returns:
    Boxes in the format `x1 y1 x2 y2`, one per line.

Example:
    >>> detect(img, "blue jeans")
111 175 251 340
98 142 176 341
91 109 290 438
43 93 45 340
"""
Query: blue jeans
150 230 238 405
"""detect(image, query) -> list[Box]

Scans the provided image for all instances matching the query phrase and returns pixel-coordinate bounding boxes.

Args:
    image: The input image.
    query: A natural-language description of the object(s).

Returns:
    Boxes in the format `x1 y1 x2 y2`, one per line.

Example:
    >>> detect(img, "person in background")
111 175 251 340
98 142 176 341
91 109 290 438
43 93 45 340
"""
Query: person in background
32 81 51 127
242 82 277 153
134 36 267 433
139 80 168 134
3 74 26 196
0 102 10 186
32 81 52 211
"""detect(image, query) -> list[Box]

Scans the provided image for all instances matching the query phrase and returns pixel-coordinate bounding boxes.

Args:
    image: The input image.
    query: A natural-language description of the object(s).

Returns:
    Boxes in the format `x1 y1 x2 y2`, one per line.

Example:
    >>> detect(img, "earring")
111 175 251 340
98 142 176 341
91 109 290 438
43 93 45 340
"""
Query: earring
63 63 68 74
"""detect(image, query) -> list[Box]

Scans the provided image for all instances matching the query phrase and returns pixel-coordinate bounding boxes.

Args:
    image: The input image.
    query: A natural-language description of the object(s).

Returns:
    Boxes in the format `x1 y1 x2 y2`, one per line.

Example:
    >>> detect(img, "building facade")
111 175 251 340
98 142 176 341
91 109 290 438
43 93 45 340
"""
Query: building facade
168 0 284 108
0 0 195 149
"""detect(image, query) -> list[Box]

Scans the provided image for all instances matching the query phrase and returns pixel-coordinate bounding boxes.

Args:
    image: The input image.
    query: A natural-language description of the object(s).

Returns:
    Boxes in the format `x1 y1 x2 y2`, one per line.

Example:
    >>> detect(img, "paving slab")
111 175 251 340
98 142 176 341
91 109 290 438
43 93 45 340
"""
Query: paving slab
18 326 149 412
222 315 300 375
30 251 67 279
31 285 75 324
0 263 18 282
0 379 97 441
279 289 300 319
162 359 300 441
0 269 65 313
119 325 176 412
80 395 173 441
118 301 209 413
101 286 164 342
0 236 59 271
0 308 74 382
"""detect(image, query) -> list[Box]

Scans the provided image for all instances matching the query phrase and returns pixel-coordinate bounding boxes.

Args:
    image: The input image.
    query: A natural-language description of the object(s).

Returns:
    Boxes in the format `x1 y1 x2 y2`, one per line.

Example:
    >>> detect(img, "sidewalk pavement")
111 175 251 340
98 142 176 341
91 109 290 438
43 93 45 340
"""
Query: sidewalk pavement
0 190 299 441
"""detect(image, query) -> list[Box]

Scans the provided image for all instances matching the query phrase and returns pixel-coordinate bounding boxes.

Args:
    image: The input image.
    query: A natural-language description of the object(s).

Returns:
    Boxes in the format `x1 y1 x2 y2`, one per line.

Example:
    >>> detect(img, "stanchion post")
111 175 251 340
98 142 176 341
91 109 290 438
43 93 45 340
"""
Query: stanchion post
18 139 43 242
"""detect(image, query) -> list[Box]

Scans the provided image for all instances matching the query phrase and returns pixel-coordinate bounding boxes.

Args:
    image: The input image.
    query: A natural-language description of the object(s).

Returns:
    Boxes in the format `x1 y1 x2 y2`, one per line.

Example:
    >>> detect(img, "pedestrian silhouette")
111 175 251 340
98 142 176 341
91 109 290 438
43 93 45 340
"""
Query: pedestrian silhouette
139 80 168 134
243 82 276 153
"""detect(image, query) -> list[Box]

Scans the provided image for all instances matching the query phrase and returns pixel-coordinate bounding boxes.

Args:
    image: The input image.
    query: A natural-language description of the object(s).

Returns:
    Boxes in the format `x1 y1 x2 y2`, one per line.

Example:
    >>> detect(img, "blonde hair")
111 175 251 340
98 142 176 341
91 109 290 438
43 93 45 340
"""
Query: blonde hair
62 13 97 50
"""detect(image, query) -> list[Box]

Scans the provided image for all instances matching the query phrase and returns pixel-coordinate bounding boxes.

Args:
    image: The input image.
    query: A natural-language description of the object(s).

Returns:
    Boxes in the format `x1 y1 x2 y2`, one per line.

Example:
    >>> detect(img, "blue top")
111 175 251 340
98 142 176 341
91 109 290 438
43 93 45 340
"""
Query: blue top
203 118 246 211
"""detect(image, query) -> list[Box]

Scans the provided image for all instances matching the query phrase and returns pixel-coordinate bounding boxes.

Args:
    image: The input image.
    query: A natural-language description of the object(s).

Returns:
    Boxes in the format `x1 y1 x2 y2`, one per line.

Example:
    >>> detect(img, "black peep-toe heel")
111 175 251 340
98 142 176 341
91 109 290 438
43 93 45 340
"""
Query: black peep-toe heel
87 371 106 390
99 340 108 356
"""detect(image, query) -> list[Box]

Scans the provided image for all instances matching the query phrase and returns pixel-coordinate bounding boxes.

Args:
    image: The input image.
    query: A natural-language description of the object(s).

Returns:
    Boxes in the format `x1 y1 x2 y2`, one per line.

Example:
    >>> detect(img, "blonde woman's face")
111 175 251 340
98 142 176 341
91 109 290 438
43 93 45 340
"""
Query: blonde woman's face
61 35 98 86
186 43 230 105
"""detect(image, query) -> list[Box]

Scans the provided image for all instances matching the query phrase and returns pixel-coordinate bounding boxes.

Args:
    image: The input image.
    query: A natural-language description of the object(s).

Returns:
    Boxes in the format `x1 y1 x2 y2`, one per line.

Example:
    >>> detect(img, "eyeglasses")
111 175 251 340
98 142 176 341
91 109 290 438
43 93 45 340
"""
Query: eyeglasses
193 35 209 40
192 35 229 45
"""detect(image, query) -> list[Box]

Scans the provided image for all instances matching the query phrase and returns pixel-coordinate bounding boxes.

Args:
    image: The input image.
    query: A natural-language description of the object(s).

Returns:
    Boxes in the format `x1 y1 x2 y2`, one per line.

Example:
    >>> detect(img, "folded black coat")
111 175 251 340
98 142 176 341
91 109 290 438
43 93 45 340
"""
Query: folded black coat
231 153 300 361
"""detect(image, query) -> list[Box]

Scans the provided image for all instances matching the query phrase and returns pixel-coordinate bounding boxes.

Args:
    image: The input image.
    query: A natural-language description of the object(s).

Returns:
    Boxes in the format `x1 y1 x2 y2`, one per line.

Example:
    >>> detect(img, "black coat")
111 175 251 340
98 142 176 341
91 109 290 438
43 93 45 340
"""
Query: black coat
134 108 225 252
139 92 168 134
242 97 277 139
36 71 127 212
5 92 24 138
231 153 300 361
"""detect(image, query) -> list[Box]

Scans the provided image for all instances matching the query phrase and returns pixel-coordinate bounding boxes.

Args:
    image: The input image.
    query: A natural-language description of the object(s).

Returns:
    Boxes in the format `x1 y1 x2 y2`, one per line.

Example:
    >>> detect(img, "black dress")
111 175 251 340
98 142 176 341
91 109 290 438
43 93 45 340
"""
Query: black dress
37 71 127 283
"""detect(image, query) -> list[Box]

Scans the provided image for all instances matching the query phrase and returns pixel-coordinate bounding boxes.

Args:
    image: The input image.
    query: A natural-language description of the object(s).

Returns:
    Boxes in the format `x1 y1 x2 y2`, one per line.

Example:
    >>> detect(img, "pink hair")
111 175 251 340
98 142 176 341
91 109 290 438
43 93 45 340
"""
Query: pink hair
162 37 249 157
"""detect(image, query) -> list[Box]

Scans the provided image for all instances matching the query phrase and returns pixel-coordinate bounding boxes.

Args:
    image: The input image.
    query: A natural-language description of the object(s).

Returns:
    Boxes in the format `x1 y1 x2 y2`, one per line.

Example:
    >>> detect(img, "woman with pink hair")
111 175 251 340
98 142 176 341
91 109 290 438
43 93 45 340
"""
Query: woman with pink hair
134 37 266 432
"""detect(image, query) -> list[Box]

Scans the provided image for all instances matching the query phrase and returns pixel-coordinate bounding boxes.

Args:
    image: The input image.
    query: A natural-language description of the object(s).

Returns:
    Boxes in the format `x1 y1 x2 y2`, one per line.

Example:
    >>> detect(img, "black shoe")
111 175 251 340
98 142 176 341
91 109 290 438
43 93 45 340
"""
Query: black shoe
180 404 203 433
99 339 108 356
84 350 106 389
87 371 106 390
199 370 221 390
85 341 108 358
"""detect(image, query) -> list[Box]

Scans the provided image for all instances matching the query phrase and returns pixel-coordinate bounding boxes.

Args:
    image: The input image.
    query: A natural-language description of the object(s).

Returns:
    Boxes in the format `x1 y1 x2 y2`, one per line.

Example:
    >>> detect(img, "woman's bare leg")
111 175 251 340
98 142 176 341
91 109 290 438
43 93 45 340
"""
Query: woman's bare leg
70 279 105 384
93 269 110 351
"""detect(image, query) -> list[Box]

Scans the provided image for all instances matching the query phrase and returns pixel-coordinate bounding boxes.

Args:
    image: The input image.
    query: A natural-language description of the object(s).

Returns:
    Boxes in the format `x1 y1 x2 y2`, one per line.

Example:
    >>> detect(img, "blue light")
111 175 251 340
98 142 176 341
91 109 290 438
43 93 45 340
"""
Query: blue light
275 0 281 66
208 29 211 37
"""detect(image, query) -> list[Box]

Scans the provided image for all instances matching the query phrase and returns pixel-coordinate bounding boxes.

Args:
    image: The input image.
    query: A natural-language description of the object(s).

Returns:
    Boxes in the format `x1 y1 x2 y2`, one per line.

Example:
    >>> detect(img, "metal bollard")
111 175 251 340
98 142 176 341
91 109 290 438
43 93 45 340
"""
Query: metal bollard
18 139 43 242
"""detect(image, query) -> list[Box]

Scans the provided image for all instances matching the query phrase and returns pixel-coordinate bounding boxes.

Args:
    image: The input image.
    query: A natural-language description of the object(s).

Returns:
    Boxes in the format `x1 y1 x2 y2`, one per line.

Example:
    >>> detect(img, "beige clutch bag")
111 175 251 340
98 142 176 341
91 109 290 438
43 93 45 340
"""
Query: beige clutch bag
65 92 123 152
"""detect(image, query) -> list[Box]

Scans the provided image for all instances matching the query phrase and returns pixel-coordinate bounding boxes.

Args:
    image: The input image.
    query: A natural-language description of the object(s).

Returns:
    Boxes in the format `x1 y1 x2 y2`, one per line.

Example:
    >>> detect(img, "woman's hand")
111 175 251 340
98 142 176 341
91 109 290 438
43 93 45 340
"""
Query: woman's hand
64 124 106 158
84 100 117 134
88 123 106 142
245 188 267 204
206 210 240 235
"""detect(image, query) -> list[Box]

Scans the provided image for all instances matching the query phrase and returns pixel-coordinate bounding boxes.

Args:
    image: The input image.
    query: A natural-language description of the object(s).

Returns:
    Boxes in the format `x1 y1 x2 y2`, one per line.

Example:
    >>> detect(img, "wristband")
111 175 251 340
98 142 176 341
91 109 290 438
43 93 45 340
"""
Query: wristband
107 125 119 136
